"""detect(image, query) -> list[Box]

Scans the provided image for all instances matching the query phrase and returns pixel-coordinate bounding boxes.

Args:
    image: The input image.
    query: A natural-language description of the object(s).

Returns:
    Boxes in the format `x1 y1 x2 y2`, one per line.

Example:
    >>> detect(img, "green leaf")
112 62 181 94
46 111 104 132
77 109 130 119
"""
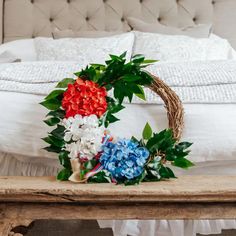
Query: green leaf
90 63 106 70
56 78 75 88
142 59 158 64
40 98 61 110
122 75 141 82
131 136 139 143
43 145 61 153
147 156 161 170
165 167 176 178
132 54 145 64
44 117 60 126
119 51 127 59
46 109 65 119
159 165 176 179
142 122 153 140
57 168 72 181
173 157 195 169
176 142 193 150
58 151 71 169
50 125 65 139
146 129 173 152
113 85 125 103
84 159 97 170
42 135 64 148
45 90 64 100
134 85 146 101
124 170 147 186
88 170 112 183
104 113 120 127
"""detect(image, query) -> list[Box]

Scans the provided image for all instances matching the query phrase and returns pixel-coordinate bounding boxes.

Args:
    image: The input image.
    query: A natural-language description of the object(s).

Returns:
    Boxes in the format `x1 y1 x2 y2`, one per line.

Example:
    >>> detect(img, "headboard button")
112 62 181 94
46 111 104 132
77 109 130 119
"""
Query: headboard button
157 17 161 22
121 17 125 22
67 0 71 3
86 16 89 21
31 0 34 3
50 18 53 22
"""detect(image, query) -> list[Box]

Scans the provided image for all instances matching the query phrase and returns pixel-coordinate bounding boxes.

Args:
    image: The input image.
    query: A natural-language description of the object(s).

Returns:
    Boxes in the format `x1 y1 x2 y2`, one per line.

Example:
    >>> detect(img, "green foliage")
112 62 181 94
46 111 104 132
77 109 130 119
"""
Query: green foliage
42 135 64 148
46 109 65 119
73 52 155 127
40 98 61 110
56 78 75 88
45 90 64 100
140 124 194 181
50 125 65 140
43 117 60 126
172 157 194 169
124 170 147 185
40 52 194 185
57 168 72 181
144 156 162 181
88 170 112 183
142 122 153 140
58 151 71 169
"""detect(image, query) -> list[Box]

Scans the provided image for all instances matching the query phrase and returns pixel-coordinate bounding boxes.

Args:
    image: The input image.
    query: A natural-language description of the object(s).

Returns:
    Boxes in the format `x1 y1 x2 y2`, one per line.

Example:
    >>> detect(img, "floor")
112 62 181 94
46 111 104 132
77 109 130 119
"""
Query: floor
13 220 236 236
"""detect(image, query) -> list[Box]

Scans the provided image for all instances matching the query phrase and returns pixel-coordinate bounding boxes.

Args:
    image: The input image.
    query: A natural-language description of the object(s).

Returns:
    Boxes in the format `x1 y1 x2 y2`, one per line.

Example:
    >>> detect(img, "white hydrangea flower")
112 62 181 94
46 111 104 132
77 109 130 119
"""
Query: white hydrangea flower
62 115 105 160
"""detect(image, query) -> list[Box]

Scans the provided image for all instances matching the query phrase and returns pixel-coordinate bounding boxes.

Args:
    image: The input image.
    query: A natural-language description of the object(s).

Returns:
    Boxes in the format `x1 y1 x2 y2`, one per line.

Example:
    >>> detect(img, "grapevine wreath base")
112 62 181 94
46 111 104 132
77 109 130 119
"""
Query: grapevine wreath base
41 53 193 185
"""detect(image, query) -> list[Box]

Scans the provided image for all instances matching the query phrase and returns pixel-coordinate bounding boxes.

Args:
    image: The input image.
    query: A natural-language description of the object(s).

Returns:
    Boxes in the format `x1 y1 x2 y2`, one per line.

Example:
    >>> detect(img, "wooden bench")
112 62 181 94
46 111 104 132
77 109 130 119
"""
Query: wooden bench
0 175 236 236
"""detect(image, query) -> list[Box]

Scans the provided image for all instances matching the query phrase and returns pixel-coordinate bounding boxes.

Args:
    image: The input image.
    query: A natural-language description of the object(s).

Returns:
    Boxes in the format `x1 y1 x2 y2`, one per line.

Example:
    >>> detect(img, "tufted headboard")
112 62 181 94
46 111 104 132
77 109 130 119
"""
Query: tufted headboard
0 0 236 48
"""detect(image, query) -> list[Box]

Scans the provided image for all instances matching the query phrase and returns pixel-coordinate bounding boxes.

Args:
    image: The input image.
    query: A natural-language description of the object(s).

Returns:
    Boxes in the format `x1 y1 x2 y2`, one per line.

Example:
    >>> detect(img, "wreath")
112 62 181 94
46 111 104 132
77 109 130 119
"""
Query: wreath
41 52 193 185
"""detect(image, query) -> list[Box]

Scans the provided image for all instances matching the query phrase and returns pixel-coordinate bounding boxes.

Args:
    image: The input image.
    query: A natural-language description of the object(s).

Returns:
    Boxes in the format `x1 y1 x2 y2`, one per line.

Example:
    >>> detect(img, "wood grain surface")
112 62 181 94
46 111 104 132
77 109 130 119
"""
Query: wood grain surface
0 175 236 235
0 176 235 203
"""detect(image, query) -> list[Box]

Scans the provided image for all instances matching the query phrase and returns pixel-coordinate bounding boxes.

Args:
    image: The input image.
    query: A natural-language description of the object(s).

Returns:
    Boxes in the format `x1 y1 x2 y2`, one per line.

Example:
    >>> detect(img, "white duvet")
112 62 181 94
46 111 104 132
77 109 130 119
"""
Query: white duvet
0 91 235 163
1 60 236 103
0 59 236 236
0 60 236 164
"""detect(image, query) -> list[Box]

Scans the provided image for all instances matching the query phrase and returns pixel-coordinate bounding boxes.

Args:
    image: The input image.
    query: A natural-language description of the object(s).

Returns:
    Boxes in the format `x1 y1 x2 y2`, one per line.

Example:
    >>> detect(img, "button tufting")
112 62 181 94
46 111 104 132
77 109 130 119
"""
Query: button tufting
67 0 70 3
121 17 125 22
86 16 89 21
31 0 34 3
212 0 215 4
103 0 107 2
157 17 161 22
193 17 197 22
49 18 53 22
140 0 143 3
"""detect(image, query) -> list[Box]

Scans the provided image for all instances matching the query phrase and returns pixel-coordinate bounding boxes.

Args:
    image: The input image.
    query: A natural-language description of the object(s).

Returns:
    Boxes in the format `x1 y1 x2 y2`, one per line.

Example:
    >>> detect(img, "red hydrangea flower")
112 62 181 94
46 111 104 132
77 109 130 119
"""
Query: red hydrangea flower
62 78 107 118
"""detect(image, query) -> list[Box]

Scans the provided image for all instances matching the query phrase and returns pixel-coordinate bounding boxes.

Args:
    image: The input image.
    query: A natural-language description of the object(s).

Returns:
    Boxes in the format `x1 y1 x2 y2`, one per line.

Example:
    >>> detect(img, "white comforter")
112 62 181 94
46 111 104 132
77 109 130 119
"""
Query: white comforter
0 60 236 164
0 60 236 103
0 94 235 164
0 60 236 236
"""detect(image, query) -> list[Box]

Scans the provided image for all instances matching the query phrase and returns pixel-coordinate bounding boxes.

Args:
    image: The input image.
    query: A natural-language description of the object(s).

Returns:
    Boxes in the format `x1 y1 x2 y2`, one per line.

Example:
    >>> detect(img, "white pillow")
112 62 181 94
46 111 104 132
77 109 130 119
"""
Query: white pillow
0 39 37 61
34 33 135 64
133 31 236 62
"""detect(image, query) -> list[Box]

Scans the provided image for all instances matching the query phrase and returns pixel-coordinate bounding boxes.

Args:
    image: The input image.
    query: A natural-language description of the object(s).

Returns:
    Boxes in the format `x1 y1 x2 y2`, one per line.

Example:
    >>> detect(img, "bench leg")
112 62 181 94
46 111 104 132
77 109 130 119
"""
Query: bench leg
0 219 33 236
0 219 12 236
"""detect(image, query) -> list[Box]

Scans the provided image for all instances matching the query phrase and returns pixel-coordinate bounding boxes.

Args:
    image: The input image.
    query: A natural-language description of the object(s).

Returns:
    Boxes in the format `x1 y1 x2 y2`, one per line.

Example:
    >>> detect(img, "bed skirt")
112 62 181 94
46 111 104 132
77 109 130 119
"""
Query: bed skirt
0 152 235 236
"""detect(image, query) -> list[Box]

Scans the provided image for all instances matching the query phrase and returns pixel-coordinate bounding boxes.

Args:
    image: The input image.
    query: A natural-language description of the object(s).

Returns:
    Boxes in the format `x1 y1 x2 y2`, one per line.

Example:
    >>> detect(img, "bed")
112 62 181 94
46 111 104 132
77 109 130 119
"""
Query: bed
0 0 236 236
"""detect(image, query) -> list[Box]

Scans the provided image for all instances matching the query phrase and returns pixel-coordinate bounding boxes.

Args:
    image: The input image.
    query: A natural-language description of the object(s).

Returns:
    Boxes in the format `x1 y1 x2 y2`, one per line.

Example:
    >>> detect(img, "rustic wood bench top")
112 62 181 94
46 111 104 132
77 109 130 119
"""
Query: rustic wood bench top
0 175 236 236
0 175 236 203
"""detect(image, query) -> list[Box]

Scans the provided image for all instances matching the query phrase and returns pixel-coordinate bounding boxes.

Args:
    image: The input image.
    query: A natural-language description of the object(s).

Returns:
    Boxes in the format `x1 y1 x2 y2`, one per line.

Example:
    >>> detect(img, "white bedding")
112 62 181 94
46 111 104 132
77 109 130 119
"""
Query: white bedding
0 91 235 163
1 60 236 103
0 35 236 236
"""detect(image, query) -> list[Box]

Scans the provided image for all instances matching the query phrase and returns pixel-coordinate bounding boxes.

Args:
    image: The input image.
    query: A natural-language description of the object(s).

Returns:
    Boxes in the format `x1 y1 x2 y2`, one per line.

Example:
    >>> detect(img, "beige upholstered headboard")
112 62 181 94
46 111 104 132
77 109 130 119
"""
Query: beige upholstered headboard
0 0 236 48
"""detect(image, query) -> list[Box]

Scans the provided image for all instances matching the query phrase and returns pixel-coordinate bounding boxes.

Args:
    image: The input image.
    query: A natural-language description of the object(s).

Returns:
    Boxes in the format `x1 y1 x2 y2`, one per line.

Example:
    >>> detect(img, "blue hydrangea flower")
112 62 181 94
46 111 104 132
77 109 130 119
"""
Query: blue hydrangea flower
99 139 149 180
